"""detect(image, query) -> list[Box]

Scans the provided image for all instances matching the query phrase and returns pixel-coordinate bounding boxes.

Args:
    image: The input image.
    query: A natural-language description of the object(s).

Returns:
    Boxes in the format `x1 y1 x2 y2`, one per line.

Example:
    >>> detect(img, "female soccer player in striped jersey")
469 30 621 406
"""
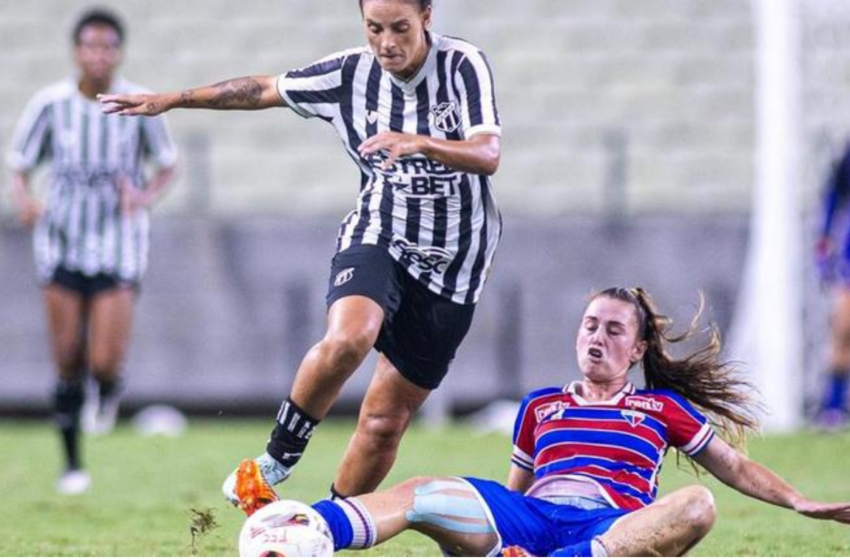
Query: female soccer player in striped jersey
7 8 177 495
100 0 501 503
234 287 850 556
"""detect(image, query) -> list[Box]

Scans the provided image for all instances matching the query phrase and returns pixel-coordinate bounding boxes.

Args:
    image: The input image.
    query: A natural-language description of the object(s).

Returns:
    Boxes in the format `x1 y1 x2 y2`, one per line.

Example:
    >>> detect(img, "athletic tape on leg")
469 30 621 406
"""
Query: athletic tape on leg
405 480 495 534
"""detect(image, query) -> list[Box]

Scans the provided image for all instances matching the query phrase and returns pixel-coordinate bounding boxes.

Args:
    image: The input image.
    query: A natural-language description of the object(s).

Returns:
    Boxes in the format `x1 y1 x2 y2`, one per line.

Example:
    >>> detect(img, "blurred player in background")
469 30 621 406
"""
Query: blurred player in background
100 0 501 504
815 143 850 430
7 8 178 494
235 287 850 557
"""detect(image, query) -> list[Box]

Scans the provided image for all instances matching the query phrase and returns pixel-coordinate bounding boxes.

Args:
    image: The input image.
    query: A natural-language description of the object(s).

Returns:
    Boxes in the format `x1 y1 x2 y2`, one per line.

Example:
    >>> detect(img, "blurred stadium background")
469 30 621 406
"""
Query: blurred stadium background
2 0 850 426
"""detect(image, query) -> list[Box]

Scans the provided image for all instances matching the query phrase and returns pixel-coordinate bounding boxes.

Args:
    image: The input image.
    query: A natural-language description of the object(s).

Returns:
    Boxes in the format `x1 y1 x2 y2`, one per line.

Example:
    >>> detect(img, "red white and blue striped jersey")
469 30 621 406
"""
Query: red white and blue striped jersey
512 382 714 510
276 33 502 305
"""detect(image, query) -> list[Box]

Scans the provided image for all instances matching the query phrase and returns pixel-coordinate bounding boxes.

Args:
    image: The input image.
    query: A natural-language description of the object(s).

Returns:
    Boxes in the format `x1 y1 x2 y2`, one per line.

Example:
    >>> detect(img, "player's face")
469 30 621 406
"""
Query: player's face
74 24 123 83
576 297 647 383
362 0 432 79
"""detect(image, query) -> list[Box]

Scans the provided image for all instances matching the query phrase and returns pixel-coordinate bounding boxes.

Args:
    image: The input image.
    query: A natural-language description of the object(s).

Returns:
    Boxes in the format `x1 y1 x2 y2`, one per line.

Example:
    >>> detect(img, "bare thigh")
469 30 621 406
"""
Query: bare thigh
43 286 87 379
87 288 135 377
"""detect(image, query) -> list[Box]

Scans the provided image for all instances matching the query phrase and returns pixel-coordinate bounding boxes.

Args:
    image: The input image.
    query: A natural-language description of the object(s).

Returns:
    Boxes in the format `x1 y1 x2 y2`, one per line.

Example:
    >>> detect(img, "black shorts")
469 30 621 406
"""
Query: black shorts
326 245 475 390
49 266 137 299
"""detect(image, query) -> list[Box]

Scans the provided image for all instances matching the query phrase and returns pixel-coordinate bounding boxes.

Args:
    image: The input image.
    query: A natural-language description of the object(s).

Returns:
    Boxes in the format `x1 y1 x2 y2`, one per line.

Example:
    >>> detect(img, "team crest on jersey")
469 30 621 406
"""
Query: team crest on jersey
334 267 355 287
535 401 570 422
625 396 664 412
430 101 461 133
621 410 646 427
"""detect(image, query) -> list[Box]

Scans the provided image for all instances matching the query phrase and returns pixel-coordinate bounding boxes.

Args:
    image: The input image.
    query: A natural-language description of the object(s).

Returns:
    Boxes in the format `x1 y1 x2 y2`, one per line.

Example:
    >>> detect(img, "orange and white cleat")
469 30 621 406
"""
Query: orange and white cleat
231 458 280 517
502 545 534 557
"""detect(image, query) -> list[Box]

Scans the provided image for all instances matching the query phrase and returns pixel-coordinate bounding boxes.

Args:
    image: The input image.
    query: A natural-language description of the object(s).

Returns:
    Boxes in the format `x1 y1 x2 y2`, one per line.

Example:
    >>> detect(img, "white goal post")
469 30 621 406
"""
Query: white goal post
728 0 804 432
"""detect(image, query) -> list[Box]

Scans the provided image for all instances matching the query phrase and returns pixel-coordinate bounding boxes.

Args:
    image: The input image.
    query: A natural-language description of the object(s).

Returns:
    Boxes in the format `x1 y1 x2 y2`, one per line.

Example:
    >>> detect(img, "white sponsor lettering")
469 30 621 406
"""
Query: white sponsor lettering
625 396 664 412
334 267 355 287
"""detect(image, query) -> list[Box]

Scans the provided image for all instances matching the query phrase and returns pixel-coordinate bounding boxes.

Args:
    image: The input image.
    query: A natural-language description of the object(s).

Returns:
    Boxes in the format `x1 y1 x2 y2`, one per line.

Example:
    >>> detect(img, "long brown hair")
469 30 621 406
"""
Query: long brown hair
591 287 760 449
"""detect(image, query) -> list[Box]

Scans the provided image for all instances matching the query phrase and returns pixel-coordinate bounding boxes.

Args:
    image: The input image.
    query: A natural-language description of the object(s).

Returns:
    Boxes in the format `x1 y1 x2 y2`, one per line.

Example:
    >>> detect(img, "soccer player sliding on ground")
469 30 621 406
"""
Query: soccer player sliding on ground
234 287 850 556
100 0 502 507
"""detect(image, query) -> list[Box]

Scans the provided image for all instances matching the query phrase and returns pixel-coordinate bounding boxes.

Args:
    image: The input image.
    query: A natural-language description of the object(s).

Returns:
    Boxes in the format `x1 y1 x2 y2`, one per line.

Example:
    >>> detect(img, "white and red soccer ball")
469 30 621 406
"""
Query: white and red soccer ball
238 500 333 557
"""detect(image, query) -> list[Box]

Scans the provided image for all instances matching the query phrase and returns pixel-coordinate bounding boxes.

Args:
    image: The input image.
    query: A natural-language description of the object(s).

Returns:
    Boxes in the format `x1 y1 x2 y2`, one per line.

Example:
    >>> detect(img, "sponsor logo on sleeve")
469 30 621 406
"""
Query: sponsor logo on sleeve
535 401 571 422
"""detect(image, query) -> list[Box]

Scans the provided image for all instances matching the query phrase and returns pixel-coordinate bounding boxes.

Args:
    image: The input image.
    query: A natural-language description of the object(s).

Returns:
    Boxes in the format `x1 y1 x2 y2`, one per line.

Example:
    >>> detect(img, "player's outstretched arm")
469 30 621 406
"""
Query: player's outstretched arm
695 436 850 524
99 76 286 116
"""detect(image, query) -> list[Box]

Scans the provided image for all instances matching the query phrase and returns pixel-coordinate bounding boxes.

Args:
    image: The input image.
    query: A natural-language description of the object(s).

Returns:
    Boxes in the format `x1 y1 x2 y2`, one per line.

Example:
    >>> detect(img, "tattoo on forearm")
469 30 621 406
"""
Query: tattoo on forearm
208 78 263 108
179 90 194 107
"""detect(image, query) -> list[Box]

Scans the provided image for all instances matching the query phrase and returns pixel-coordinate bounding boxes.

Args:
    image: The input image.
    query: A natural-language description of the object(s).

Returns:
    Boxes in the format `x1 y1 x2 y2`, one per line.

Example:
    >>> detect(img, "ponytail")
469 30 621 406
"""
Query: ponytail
592 287 760 450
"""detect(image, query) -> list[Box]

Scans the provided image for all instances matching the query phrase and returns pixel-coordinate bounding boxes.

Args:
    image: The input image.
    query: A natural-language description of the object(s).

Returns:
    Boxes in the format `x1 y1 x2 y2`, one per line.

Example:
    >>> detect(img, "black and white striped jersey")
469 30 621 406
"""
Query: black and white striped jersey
278 33 502 305
7 78 177 283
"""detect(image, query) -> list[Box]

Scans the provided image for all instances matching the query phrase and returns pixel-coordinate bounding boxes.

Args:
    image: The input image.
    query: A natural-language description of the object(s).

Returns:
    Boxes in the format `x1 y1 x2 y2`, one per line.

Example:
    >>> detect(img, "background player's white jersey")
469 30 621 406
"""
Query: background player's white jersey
278 33 502 305
7 78 177 283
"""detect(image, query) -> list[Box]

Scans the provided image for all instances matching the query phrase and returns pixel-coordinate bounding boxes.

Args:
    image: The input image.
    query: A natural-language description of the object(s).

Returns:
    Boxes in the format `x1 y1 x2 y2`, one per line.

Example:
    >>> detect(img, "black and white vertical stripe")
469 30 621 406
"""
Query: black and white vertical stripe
7 78 177 283
277 34 502 305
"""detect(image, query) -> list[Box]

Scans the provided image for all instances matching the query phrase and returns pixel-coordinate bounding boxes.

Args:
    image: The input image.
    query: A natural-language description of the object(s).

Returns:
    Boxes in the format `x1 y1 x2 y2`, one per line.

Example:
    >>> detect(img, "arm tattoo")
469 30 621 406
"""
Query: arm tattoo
178 90 194 107
208 78 264 109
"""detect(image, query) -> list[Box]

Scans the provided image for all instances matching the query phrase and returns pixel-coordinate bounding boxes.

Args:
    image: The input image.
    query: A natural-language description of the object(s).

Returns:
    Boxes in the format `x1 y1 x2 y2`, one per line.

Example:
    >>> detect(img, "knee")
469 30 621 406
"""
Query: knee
679 485 717 536
320 329 377 368
357 410 410 451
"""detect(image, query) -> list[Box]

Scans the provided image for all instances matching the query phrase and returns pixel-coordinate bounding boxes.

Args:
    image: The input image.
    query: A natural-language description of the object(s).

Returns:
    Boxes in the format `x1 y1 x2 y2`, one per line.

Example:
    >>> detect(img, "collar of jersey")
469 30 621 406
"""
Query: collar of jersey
563 380 636 407
387 32 439 94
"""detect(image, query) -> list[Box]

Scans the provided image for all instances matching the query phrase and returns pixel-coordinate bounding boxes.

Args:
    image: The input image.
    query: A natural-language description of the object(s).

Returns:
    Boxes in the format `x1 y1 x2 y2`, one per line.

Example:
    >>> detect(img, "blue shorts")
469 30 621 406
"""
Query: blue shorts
464 478 628 557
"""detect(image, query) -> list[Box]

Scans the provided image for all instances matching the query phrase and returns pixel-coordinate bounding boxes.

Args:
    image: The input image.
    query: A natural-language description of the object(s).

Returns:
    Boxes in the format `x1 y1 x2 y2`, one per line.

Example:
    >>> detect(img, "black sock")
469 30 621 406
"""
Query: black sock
329 483 348 501
96 377 122 400
54 379 85 471
266 398 320 469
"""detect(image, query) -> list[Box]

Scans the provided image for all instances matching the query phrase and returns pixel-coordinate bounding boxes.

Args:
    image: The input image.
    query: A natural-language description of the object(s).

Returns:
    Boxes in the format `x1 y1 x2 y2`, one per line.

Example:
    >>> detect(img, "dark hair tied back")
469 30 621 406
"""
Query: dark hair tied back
591 287 761 456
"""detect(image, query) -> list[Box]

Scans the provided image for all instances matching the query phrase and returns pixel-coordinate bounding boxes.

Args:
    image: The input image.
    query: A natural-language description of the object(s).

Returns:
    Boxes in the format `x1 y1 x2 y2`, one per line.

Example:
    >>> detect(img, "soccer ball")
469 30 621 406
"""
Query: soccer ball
238 500 334 557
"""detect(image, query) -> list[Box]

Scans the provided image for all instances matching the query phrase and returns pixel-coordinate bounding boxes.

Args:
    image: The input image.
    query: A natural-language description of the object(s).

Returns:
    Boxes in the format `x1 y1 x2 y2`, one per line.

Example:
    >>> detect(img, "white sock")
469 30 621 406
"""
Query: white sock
591 538 609 557
337 498 377 549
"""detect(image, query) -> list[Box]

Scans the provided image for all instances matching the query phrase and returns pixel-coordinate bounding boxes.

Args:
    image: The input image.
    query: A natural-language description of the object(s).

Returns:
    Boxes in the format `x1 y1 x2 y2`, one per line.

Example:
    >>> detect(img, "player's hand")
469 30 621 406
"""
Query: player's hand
13 192 42 228
816 236 837 285
358 132 424 170
119 178 155 216
99 92 170 116
502 545 534 557
794 499 850 524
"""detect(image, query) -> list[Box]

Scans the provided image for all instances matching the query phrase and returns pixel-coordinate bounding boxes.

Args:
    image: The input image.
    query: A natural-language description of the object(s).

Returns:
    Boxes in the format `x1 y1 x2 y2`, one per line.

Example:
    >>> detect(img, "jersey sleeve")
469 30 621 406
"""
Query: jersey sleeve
453 49 501 140
511 387 562 471
660 391 715 456
7 91 54 172
277 52 348 120
139 115 178 168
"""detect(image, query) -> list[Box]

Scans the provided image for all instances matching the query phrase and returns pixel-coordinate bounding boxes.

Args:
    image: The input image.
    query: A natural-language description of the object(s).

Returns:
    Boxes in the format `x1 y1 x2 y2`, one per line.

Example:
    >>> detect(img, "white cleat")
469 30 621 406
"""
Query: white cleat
57 469 91 495
82 386 123 436
222 469 239 506
222 454 290 513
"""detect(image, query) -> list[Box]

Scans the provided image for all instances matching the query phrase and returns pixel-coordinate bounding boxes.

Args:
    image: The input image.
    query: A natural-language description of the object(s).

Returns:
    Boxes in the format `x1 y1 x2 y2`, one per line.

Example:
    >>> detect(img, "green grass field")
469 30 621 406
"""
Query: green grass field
0 419 848 556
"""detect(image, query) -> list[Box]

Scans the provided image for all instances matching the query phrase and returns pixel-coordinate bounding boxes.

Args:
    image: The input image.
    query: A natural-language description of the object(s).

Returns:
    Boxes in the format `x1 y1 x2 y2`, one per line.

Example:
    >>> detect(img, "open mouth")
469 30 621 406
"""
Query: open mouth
588 348 603 360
